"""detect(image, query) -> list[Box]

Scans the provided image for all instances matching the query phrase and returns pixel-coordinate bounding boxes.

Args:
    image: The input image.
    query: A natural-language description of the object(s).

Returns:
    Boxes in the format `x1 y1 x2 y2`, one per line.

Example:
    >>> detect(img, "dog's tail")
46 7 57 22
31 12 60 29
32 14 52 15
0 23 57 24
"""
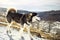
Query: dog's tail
6 8 16 23
7 8 16 14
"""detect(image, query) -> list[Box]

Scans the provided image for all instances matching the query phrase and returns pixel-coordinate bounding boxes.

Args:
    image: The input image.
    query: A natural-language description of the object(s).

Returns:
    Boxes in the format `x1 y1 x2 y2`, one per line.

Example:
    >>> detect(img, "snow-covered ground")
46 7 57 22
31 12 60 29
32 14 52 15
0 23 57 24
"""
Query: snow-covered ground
39 21 60 35
0 26 48 40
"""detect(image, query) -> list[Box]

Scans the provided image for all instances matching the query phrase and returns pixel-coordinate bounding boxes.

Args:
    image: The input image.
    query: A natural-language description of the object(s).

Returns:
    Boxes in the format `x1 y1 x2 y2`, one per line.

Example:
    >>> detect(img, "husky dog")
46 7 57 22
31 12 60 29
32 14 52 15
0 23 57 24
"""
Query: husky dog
6 8 37 25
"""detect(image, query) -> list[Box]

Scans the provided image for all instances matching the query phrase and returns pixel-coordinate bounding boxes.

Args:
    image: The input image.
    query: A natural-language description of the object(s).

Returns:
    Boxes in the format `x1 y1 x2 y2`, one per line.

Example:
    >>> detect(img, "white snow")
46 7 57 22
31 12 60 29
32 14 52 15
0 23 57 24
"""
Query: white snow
0 26 47 40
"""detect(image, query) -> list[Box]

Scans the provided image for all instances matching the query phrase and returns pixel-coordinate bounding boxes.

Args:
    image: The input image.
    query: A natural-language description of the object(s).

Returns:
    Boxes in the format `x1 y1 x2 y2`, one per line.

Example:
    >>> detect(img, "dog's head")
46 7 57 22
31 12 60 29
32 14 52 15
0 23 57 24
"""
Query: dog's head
25 12 37 23
29 12 37 17
8 8 16 14
29 12 40 22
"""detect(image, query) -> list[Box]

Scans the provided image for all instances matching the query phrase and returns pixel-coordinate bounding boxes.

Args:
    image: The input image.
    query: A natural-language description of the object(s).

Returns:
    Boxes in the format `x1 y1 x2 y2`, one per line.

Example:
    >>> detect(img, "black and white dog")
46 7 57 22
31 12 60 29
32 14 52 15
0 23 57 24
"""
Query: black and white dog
6 8 37 26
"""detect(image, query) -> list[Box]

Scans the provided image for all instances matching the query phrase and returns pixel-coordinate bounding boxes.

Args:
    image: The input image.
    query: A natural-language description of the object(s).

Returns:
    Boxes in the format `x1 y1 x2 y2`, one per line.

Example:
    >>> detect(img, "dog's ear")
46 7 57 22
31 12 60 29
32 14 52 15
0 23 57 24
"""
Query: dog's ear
25 13 33 18
8 8 16 13
29 13 33 16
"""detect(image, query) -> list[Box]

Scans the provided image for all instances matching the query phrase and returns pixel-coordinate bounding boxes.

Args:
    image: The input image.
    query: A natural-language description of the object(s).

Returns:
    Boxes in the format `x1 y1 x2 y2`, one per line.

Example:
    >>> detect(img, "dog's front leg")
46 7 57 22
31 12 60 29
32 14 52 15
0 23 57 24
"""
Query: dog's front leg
18 23 25 39
25 23 33 40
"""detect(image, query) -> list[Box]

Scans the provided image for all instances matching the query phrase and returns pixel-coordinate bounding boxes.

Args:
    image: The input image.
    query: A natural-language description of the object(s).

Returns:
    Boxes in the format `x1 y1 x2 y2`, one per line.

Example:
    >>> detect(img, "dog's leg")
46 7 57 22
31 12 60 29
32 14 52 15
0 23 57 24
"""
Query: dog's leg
26 22 36 40
23 22 32 40
27 24 33 40
6 22 13 33
18 23 29 39
18 24 25 39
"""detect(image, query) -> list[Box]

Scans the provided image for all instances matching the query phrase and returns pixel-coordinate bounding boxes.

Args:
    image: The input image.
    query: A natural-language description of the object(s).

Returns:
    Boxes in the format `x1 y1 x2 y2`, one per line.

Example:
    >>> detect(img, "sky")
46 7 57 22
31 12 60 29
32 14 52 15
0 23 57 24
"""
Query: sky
0 0 60 12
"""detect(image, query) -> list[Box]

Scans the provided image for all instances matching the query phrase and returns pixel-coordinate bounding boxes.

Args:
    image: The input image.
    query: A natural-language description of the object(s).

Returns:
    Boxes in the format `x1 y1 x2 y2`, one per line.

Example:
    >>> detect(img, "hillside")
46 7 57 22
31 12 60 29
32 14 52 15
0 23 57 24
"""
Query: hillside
38 10 60 21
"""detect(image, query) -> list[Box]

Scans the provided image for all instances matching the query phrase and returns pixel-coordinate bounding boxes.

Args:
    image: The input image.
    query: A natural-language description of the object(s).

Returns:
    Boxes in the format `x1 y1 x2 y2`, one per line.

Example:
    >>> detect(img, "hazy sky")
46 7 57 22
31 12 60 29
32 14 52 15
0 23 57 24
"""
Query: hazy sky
0 0 60 11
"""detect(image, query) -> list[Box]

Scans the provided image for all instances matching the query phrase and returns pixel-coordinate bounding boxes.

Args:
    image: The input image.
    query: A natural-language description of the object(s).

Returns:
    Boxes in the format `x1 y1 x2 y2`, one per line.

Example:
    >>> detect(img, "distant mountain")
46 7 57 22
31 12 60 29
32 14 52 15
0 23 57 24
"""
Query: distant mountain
17 10 30 14
0 7 7 16
37 10 60 21
0 7 7 12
